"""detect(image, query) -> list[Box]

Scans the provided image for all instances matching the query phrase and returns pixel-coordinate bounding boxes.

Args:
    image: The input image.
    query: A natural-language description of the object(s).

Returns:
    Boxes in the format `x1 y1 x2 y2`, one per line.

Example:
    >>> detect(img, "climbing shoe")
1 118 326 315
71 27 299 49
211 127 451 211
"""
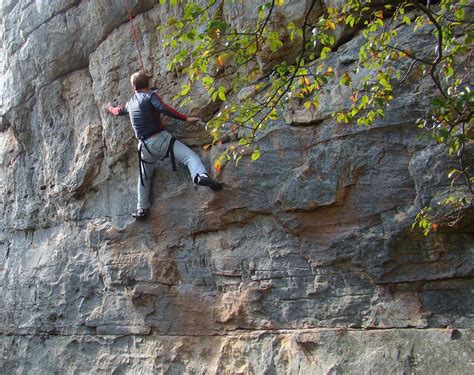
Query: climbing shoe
132 208 148 220
197 175 223 191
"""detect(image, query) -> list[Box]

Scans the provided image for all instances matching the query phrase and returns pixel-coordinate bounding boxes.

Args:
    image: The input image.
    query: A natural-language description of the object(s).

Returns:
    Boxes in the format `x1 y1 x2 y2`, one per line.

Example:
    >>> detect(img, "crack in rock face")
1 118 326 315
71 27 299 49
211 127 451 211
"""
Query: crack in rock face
0 0 473 373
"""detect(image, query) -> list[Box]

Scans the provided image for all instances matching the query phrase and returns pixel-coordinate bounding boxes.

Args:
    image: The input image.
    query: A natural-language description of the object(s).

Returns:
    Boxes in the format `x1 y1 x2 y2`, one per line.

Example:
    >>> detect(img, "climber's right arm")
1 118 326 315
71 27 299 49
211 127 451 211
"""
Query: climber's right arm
105 103 129 116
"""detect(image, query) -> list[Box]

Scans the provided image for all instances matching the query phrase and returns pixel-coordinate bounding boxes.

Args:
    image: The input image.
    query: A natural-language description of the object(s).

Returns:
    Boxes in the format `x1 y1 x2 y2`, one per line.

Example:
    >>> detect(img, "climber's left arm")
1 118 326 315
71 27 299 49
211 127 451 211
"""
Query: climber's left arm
148 93 189 121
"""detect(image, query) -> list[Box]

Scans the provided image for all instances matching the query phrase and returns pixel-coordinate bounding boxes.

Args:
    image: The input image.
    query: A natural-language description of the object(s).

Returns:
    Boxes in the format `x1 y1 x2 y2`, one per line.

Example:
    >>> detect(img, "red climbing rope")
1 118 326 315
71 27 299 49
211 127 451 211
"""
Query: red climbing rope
124 0 146 72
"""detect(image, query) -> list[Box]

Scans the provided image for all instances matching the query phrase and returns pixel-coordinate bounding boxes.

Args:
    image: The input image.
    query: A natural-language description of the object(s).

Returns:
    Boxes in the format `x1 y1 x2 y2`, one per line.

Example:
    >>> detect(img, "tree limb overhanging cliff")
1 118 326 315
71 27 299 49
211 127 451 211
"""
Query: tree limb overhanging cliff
0 0 473 373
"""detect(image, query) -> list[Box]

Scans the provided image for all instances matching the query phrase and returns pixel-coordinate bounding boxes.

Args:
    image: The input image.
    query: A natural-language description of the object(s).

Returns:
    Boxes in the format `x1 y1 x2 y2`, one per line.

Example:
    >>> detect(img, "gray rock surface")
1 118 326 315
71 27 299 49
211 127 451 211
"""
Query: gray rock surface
1 0 473 373
1 329 473 374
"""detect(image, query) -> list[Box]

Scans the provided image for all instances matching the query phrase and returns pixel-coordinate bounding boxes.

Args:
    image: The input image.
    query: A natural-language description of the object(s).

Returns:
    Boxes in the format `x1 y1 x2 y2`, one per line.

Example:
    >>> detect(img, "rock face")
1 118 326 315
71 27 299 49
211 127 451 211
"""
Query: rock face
1 0 473 373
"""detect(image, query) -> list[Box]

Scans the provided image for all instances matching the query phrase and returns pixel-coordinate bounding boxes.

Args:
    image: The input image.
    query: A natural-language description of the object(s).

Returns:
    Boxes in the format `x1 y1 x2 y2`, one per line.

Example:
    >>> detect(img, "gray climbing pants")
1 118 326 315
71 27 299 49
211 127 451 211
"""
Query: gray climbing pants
137 131 207 209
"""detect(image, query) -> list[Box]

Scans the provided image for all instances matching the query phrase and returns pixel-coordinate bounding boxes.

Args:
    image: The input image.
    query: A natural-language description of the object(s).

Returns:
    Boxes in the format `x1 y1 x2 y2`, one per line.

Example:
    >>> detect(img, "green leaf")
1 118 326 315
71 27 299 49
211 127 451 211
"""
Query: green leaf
268 108 278 120
336 113 347 123
350 16 356 28
186 31 196 41
431 97 444 106
445 65 454 78
359 95 369 108
251 149 261 161
379 76 391 90
179 84 191 95
208 19 228 34
321 47 331 59
202 76 213 86
346 14 354 26
340 73 352 86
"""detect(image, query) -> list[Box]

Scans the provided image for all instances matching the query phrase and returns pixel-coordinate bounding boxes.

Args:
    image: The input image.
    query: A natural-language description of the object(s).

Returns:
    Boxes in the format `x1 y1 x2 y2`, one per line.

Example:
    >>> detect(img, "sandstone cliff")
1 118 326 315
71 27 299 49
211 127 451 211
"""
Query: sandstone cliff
0 0 473 373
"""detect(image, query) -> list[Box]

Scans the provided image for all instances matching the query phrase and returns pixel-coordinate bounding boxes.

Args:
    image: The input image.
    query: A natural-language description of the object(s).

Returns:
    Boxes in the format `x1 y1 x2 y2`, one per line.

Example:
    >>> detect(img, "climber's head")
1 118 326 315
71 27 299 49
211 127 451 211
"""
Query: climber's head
130 71 150 91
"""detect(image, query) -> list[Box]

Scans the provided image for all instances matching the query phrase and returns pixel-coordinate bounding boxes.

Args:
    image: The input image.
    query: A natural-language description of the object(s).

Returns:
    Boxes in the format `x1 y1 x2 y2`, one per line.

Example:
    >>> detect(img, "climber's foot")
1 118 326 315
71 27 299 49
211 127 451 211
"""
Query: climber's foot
132 208 148 220
197 175 223 191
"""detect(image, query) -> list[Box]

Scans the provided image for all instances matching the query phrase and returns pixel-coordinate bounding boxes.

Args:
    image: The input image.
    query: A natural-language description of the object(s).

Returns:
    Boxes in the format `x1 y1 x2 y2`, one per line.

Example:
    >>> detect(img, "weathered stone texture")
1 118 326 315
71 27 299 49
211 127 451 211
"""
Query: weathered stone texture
1 329 473 374
0 0 473 373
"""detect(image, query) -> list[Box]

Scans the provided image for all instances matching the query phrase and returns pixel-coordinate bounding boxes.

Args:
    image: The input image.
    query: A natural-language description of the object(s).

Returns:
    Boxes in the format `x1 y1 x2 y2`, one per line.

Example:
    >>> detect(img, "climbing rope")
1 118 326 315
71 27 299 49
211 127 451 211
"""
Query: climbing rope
124 0 146 72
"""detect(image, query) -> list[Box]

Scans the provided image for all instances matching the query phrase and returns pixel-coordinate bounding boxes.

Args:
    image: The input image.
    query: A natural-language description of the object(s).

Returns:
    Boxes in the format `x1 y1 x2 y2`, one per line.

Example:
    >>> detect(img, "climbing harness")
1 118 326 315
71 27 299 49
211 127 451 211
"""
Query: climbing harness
162 137 177 172
137 138 154 187
124 0 146 72
138 136 177 187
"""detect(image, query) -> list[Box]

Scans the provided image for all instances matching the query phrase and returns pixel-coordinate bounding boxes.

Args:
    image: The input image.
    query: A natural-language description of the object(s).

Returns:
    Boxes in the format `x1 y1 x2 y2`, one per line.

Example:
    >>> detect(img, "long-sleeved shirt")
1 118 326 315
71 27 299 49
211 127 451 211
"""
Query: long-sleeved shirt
109 89 187 140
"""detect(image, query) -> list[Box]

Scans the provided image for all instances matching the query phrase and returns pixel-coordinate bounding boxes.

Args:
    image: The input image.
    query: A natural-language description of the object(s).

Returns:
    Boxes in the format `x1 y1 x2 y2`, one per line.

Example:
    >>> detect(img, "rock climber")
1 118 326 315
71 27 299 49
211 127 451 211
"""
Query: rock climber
105 71 223 220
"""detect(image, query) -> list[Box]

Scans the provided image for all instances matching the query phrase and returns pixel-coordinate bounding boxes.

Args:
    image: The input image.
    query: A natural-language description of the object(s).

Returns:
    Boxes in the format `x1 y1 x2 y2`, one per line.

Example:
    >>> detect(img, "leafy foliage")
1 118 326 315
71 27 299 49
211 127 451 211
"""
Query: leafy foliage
157 0 473 233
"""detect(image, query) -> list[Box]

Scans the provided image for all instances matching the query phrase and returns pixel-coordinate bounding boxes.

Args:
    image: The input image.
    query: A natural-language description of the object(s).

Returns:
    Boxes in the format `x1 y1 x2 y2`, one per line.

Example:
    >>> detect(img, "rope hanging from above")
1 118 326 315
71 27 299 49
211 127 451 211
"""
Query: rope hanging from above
124 0 146 72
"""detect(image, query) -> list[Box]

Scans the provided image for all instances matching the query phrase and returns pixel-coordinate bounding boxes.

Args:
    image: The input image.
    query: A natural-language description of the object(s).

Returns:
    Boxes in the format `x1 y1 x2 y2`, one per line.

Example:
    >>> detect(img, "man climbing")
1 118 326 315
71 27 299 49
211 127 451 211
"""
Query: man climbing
106 71 223 220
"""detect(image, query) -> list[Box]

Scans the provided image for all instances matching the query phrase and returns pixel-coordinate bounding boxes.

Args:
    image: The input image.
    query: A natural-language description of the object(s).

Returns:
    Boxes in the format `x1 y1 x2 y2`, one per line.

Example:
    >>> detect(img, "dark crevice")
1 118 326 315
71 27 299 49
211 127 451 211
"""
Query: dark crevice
1 327 470 339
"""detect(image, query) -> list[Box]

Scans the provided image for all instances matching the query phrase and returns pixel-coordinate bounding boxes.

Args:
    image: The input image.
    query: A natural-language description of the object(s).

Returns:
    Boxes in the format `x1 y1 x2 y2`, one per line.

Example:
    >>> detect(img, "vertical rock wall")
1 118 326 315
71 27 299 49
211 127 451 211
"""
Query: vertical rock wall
1 0 473 373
